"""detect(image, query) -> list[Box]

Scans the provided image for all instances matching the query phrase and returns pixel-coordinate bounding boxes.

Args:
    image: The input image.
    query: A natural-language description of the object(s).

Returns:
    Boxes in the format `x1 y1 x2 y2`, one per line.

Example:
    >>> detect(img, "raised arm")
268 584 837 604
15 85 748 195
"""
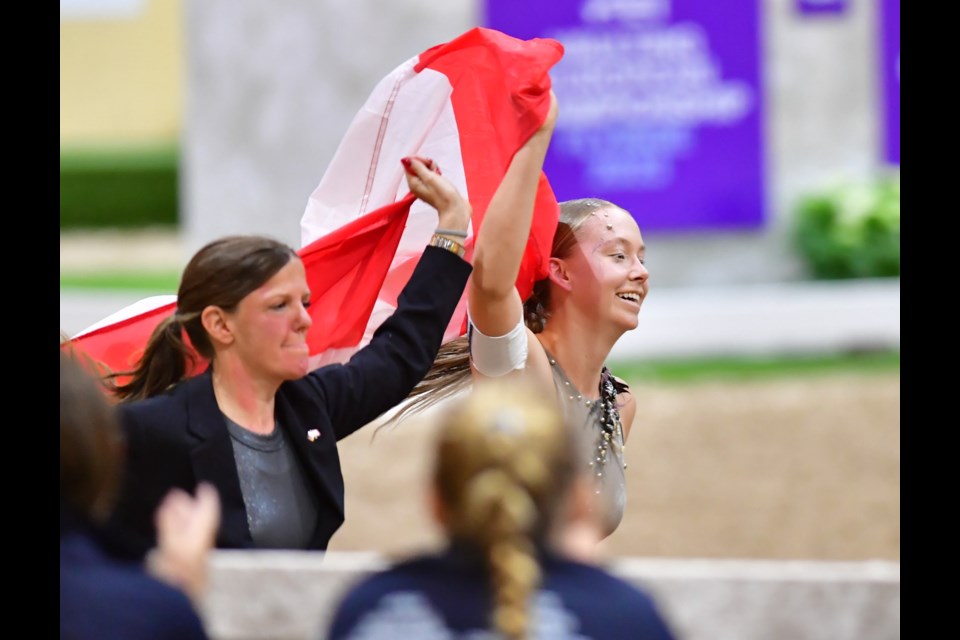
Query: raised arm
468 92 558 337
318 159 474 437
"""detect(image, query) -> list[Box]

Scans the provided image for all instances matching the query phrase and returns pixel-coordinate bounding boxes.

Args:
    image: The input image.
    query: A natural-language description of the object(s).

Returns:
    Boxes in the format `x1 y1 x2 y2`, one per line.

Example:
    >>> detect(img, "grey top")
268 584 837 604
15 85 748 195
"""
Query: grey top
226 418 319 549
544 354 627 537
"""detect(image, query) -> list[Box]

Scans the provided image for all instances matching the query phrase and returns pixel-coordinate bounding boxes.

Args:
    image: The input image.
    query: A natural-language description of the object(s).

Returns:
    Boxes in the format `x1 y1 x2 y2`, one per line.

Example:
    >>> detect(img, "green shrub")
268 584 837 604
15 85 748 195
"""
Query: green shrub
60 146 178 229
792 173 900 279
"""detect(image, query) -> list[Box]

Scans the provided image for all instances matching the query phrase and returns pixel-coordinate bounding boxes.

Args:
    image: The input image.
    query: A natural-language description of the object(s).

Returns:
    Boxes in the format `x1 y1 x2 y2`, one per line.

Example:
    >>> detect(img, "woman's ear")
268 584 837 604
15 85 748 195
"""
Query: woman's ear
548 257 573 292
201 306 234 347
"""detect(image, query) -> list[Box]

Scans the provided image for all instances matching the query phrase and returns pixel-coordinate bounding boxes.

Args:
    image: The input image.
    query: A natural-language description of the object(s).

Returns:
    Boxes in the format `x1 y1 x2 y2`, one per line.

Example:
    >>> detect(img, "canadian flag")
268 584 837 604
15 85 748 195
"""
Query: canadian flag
63 27 562 379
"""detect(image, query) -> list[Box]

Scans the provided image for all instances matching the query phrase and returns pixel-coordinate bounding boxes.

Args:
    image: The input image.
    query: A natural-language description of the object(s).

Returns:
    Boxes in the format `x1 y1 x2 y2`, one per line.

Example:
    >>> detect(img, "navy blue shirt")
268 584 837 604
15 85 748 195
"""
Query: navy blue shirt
327 545 677 640
60 507 208 640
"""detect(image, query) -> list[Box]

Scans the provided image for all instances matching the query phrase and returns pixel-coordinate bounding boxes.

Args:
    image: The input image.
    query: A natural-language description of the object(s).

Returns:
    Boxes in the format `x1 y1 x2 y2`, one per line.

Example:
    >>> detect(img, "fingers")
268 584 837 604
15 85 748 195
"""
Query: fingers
400 156 470 234
401 157 440 193
402 156 440 176
402 156 447 205
194 482 222 533
148 484 221 604
532 90 558 141
155 484 221 541
155 488 191 530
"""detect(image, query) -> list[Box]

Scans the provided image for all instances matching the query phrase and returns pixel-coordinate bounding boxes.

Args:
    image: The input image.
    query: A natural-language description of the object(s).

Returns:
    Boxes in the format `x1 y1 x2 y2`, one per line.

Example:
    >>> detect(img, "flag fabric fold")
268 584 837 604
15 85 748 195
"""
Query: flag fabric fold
63 27 563 378
302 27 563 365
61 296 179 381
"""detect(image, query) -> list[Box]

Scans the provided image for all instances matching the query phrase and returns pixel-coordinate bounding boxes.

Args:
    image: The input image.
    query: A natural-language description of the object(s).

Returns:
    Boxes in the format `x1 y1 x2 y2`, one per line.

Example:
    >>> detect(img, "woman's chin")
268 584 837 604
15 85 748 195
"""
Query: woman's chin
607 309 640 332
297 359 311 377
282 356 311 380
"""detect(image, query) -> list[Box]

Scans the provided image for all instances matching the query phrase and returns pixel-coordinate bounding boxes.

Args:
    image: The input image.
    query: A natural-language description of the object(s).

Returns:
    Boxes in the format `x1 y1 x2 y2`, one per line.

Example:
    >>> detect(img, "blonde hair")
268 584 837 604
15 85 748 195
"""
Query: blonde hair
524 198 624 333
432 381 579 639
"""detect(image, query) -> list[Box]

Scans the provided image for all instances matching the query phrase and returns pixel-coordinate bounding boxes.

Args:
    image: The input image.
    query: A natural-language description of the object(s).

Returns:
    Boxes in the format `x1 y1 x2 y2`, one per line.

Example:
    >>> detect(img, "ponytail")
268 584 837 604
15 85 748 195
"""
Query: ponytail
109 314 202 402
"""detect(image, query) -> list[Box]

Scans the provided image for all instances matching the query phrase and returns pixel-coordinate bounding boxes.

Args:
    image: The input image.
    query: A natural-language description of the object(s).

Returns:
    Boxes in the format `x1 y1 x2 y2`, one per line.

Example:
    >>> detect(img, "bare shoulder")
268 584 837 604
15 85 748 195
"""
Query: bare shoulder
524 330 556 392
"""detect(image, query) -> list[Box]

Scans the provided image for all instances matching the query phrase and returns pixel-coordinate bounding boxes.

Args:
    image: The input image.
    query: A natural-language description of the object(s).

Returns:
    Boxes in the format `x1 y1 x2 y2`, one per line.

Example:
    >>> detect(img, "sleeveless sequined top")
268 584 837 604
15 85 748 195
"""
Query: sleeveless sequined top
543 350 627 537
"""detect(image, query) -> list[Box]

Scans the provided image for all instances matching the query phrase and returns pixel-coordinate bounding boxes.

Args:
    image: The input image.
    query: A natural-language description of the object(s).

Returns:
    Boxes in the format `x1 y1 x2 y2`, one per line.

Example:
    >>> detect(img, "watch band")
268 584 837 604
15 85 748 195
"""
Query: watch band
430 233 466 258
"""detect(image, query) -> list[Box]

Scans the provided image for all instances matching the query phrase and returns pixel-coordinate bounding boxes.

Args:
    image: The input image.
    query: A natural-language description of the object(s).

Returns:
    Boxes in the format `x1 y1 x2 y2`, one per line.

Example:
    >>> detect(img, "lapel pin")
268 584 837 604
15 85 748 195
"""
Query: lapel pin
307 429 321 442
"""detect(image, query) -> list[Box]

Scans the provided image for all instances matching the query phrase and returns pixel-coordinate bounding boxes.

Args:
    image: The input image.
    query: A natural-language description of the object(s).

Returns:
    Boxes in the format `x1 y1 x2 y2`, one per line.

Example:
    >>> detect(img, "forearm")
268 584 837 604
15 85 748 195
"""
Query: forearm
471 129 553 299
329 246 471 436
469 127 554 335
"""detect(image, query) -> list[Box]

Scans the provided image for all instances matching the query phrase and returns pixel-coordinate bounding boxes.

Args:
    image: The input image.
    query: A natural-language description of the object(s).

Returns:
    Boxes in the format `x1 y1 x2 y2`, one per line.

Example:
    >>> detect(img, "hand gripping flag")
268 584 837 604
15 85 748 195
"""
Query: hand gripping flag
62 27 563 380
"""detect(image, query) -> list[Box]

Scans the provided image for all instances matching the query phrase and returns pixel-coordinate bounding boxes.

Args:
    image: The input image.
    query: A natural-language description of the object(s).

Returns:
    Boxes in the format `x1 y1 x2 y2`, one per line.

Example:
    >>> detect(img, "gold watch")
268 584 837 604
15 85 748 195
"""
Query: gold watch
429 233 466 258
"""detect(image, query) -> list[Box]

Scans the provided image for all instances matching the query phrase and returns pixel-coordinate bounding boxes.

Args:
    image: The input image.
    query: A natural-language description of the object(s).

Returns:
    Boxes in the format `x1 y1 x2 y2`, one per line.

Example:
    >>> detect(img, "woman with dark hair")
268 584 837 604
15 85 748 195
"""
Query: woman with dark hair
405 93 647 542
105 158 473 552
327 380 676 640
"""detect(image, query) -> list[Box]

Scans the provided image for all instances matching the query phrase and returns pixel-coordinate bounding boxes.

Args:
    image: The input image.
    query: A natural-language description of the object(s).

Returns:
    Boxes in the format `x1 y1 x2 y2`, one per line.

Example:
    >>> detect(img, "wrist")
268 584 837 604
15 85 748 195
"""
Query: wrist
434 227 467 239
436 203 471 234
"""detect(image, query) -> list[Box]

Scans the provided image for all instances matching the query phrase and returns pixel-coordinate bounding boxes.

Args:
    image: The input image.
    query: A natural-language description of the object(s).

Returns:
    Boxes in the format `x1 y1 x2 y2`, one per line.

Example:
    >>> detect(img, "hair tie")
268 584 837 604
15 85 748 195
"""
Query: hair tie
172 310 198 324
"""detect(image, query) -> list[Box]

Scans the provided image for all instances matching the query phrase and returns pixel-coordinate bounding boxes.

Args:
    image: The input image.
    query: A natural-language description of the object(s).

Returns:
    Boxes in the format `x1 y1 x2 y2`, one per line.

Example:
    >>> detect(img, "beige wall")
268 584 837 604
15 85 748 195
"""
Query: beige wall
60 0 183 146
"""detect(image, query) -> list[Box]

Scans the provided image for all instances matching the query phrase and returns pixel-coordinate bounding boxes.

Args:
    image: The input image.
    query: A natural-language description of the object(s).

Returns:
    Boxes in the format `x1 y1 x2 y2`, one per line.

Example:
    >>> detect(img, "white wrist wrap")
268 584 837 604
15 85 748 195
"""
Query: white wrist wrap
468 312 528 377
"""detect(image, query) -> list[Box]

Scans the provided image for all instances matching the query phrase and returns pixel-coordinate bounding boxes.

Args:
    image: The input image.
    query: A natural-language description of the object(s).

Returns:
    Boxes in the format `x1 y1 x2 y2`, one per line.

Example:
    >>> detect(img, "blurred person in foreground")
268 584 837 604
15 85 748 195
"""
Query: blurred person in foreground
326 380 677 640
60 352 220 640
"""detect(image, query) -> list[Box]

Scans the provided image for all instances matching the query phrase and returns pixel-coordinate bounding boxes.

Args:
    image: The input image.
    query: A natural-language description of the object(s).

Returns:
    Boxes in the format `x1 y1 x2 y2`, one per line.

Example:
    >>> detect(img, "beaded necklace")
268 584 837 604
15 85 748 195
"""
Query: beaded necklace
544 351 627 471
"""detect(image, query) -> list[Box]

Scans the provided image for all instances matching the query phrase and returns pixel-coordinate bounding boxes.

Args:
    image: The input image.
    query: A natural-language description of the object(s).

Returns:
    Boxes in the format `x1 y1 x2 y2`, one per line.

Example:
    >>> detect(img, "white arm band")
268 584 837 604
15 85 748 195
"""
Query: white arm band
468 311 528 377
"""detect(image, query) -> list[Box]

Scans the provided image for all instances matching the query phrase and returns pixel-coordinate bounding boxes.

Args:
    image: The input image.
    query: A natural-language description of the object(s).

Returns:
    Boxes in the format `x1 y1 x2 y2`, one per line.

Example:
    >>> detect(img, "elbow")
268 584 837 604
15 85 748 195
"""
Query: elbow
470 262 518 301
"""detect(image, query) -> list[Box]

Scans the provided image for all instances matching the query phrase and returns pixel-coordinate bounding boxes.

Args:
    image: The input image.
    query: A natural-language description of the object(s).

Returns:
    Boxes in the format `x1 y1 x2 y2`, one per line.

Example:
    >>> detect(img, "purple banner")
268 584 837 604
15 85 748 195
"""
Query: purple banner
796 0 847 15
880 0 900 165
483 0 765 232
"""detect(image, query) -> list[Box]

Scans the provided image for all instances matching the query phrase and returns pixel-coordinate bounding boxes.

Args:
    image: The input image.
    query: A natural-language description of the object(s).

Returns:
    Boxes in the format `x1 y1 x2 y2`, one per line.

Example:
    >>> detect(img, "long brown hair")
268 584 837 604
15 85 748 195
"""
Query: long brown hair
108 235 298 401
61 352 125 522
433 380 580 640
394 198 622 422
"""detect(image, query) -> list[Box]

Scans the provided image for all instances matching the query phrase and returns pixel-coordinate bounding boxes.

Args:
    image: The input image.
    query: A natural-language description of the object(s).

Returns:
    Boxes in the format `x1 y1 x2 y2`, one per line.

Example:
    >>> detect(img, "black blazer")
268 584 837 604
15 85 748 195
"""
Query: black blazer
109 246 471 552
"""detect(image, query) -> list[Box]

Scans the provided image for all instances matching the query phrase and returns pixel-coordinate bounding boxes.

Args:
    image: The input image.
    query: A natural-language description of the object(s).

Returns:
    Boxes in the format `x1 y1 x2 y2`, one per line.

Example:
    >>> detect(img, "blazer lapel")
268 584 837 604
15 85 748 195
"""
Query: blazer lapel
275 391 345 522
183 372 253 547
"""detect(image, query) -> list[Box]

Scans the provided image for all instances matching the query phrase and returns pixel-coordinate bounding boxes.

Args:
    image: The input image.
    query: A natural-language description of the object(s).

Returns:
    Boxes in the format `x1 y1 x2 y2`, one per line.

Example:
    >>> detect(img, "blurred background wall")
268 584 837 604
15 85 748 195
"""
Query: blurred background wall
60 0 899 287
60 0 183 146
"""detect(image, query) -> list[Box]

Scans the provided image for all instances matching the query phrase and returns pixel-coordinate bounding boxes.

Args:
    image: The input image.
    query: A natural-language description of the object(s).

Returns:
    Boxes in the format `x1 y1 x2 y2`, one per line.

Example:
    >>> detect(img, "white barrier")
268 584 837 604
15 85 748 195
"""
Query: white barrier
201 551 900 640
611 278 900 360
61 278 900 358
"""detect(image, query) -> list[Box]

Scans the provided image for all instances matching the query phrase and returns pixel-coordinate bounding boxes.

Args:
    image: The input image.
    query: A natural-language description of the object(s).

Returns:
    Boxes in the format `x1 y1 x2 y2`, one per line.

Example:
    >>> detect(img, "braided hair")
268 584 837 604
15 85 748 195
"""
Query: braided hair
432 381 579 639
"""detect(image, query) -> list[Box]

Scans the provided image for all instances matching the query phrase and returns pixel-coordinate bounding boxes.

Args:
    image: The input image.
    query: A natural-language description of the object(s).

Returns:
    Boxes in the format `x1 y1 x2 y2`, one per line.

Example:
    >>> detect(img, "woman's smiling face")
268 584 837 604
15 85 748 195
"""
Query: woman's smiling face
563 206 649 331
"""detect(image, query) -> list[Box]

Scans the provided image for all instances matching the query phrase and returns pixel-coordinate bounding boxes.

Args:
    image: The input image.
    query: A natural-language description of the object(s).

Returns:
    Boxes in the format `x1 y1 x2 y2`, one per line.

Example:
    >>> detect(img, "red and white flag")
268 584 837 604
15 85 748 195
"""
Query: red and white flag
63 27 563 379
302 27 562 367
